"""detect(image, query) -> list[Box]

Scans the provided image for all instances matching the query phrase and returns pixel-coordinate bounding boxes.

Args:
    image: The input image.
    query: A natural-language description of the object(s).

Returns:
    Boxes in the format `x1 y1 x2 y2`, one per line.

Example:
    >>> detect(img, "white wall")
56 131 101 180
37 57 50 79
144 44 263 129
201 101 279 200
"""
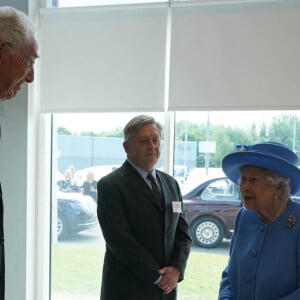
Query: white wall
0 84 29 298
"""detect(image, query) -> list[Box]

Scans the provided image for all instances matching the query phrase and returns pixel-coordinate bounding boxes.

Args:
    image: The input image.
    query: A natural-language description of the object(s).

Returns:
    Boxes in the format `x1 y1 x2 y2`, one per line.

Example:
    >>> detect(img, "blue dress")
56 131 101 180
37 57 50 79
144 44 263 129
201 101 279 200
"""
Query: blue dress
219 200 300 300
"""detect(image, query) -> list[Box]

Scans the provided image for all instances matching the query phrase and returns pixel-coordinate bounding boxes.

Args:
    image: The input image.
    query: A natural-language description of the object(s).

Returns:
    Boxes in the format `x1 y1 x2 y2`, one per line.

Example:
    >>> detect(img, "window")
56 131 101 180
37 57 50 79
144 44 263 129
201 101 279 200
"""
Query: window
50 110 300 299
51 112 165 300
201 178 239 201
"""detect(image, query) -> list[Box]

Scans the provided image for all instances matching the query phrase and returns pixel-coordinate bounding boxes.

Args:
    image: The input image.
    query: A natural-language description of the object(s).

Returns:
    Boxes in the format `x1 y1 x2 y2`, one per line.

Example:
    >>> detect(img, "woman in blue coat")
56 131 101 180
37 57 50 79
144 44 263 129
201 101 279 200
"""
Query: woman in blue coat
219 142 300 300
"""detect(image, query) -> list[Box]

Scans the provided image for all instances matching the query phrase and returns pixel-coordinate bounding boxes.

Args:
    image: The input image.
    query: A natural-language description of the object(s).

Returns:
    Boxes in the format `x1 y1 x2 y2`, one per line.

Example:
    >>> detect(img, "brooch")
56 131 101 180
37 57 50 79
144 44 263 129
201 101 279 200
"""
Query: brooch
285 214 297 228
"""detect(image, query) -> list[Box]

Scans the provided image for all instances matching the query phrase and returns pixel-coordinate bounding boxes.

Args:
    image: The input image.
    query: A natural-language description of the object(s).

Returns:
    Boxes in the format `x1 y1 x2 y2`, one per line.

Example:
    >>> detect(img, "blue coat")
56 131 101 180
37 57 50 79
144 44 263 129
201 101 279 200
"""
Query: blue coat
219 200 300 300
97 160 192 300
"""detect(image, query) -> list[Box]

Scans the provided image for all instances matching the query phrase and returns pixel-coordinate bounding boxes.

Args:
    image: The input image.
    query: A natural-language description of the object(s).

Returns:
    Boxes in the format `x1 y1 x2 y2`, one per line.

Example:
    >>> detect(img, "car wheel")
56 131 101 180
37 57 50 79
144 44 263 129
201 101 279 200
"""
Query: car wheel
191 217 224 248
57 213 69 240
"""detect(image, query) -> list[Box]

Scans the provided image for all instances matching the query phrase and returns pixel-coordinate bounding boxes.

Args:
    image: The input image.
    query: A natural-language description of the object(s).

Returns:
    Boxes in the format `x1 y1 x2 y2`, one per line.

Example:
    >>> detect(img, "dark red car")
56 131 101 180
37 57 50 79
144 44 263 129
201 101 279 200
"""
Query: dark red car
182 177 242 248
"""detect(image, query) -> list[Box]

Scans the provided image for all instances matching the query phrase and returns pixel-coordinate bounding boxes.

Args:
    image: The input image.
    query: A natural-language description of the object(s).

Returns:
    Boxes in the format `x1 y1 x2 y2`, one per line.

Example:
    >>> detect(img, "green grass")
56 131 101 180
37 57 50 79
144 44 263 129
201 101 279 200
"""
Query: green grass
51 244 228 300
178 251 228 300
51 244 103 294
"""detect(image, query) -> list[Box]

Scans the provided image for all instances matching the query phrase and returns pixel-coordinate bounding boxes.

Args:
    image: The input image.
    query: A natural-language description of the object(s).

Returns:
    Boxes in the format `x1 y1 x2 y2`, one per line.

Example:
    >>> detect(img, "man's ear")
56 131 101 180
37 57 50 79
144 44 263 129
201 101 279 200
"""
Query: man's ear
123 141 128 153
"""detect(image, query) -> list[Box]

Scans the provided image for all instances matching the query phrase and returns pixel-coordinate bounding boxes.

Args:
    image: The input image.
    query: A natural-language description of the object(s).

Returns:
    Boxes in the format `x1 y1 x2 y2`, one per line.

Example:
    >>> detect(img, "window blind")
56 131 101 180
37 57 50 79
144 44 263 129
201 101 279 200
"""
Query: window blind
169 1 300 110
40 5 168 112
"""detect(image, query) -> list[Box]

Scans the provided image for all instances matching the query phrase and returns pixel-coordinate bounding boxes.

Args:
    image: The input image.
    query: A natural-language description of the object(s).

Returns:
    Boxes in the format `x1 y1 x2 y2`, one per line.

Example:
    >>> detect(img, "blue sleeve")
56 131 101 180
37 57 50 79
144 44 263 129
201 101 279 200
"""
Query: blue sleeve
218 208 243 300
279 229 300 300
218 265 232 300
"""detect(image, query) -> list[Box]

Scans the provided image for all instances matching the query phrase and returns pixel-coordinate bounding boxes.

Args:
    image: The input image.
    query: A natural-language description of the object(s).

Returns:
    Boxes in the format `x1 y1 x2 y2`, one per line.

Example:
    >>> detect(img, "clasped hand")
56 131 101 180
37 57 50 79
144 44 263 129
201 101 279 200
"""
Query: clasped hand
156 266 180 294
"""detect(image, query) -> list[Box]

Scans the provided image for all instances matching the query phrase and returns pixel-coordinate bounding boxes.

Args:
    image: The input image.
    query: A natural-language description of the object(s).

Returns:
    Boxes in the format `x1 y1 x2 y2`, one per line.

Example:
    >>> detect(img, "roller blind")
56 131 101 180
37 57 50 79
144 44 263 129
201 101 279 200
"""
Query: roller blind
169 1 300 111
40 5 168 112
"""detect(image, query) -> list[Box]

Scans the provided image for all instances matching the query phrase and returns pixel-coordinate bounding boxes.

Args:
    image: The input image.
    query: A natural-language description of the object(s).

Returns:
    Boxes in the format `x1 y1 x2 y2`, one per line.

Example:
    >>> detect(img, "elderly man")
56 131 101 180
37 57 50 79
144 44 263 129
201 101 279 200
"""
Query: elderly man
0 6 38 299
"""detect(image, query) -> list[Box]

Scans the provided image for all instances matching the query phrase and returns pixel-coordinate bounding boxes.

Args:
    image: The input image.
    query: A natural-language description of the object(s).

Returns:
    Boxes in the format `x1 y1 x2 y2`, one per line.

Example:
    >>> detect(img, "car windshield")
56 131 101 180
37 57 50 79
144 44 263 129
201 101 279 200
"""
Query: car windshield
201 178 240 201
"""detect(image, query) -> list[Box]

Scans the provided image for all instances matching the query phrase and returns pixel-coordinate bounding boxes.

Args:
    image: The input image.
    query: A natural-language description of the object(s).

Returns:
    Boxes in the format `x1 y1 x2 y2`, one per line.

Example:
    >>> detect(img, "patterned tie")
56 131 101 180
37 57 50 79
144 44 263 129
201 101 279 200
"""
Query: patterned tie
147 173 163 203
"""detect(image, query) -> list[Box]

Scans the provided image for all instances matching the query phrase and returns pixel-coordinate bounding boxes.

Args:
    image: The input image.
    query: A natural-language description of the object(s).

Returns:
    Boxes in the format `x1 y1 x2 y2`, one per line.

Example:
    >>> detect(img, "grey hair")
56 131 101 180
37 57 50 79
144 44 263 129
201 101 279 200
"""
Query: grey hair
123 115 163 142
0 7 36 48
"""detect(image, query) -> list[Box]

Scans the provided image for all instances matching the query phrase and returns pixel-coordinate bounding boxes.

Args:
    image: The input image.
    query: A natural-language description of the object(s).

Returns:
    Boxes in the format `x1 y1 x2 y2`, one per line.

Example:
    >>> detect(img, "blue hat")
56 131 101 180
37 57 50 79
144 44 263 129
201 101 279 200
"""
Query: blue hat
222 142 300 195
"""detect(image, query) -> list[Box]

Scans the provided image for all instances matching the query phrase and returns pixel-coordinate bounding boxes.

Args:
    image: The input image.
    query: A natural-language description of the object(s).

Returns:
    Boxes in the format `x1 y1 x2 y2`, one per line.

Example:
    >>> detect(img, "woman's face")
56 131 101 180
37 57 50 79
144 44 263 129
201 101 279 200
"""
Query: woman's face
239 166 281 217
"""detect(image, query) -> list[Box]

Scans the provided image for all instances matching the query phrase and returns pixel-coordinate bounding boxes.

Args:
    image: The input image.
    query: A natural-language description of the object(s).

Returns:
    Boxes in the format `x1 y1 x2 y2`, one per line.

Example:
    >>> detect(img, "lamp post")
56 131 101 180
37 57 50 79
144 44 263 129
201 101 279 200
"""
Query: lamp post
205 112 210 175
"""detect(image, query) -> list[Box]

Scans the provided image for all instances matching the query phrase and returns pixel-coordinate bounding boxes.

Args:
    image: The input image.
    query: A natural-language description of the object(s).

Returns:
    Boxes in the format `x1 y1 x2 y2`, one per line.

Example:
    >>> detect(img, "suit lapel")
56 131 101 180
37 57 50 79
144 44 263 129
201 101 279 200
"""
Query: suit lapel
122 161 164 211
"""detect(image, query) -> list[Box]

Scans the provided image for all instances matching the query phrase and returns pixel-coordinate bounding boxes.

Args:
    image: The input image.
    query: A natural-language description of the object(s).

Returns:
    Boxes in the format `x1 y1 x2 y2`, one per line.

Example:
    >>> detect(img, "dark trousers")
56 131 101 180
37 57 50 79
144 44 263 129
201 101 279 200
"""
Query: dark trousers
0 242 4 300
0 184 4 300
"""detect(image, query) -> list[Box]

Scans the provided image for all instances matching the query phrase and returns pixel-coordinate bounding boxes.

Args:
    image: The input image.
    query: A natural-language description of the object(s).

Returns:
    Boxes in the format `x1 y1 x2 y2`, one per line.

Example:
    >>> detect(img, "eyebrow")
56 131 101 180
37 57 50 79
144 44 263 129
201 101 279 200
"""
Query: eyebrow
33 53 40 59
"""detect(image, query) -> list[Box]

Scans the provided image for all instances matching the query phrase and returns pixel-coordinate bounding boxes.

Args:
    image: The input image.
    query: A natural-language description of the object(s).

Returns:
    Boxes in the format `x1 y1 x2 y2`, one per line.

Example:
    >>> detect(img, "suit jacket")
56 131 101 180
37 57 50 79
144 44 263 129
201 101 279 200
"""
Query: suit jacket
0 184 5 300
97 160 192 300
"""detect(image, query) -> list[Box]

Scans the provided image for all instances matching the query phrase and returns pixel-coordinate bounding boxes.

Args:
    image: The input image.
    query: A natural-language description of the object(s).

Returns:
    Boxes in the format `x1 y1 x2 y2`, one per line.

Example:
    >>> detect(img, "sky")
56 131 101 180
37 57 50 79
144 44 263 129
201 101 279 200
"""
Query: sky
54 111 300 134
56 0 162 7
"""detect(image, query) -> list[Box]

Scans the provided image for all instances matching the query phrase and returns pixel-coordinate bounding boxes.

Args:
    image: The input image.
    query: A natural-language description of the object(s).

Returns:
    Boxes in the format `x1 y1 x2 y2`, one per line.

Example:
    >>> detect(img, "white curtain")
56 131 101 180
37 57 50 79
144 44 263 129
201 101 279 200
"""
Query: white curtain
40 5 168 112
39 1 300 112
168 1 300 111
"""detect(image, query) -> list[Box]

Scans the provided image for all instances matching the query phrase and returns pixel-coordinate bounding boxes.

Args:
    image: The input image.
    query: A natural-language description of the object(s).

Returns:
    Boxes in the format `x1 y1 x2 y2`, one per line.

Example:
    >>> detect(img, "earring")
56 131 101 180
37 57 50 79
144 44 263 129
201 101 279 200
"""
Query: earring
274 195 278 199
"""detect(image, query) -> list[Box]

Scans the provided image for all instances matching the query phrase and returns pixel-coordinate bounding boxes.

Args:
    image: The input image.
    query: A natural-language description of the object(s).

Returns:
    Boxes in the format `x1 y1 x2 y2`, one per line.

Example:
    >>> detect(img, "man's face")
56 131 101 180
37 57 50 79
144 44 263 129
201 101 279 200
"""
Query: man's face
0 39 38 100
123 124 161 173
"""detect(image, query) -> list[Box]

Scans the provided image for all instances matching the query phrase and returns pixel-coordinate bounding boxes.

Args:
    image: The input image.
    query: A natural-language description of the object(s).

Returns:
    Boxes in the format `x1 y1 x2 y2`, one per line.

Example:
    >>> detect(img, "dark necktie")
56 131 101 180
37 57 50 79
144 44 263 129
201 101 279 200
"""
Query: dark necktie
147 173 163 203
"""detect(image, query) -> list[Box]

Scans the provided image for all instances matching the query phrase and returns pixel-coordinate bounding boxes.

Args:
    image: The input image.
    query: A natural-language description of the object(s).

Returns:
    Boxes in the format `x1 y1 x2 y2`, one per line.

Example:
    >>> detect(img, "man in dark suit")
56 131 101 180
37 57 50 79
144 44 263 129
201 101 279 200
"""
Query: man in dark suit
0 7 38 299
97 114 192 300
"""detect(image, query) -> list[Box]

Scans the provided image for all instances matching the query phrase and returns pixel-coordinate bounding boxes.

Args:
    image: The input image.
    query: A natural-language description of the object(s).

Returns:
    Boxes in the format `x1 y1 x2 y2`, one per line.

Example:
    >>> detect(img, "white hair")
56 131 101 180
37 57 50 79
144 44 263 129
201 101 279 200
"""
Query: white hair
0 6 36 48
265 170 291 199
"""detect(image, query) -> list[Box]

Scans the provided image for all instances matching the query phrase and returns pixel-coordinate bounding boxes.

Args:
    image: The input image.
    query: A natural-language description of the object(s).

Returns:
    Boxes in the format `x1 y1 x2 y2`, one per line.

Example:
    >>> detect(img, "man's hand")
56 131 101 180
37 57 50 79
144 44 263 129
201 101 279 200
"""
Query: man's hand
156 266 180 294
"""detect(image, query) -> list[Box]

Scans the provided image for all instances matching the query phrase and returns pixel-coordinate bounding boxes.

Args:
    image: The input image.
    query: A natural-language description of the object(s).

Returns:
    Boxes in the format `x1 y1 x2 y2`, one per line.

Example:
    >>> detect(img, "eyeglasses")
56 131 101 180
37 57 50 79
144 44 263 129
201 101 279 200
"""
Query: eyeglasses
6 42 36 70
21 54 35 70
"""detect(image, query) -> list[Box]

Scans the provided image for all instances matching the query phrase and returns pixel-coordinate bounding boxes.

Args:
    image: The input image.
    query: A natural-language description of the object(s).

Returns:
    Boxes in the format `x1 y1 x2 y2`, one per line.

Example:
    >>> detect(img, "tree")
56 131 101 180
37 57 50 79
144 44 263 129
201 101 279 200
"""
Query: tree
57 127 73 135
258 122 268 141
175 121 205 141
268 115 300 152
208 125 253 167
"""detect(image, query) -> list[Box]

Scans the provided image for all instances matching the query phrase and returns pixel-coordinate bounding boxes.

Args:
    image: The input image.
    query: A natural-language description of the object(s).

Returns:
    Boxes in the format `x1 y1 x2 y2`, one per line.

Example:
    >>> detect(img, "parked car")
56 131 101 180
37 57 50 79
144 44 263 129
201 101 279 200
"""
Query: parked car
56 191 97 240
183 177 242 248
173 165 189 187
180 167 225 196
